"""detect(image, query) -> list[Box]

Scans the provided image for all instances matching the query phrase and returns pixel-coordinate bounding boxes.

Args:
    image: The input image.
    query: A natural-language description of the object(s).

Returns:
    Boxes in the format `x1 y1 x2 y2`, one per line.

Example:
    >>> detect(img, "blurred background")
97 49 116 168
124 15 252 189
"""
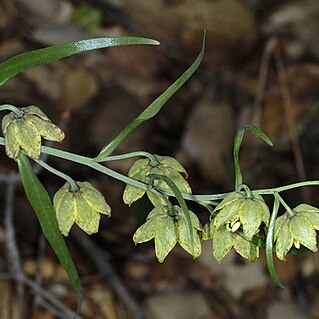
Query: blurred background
1 0 319 318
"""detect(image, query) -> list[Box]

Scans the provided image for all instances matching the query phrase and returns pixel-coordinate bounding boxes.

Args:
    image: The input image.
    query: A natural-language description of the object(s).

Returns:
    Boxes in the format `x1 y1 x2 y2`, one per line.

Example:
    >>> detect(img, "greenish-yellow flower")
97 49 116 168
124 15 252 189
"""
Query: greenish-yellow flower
123 155 191 207
53 181 111 236
275 204 319 260
2 105 64 160
133 205 202 262
213 192 270 240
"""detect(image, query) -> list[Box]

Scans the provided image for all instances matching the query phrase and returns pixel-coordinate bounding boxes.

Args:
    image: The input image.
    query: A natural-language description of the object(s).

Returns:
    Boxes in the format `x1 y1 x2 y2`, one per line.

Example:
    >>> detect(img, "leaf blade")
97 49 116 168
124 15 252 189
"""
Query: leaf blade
17 153 83 310
0 37 160 86
266 193 284 288
95 35 206 161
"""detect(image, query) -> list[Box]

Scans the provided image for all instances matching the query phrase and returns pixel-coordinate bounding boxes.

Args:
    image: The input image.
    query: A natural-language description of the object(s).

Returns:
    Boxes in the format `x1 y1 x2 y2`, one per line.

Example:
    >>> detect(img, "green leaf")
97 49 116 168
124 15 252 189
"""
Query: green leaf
233 124 273 188
0 37 160 86
95 35 206 161
266 193 284 288
17 153 83 311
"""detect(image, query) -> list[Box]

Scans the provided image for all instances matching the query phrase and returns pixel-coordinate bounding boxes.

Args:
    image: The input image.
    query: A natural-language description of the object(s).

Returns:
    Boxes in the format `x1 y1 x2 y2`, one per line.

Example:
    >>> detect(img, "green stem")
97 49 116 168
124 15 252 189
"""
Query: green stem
0 137 319 202
236 184 252 198
0 104 23 117
276 193 294 217
97 151 159 166
33 159 78 191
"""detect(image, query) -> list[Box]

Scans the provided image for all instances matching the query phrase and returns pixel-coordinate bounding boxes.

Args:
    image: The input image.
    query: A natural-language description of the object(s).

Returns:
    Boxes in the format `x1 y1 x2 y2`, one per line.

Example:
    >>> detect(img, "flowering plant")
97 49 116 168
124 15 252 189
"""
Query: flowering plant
1 34 318 312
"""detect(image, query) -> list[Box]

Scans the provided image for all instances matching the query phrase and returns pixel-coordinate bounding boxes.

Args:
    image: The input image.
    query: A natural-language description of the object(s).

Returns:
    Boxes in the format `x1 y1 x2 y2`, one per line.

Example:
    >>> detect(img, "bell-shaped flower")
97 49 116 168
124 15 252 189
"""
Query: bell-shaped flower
203 220 259 262
274 204 319 260
123 155 191 207
133 205 202 262
53 181 111 236
2 105 64 160
213 192 270 240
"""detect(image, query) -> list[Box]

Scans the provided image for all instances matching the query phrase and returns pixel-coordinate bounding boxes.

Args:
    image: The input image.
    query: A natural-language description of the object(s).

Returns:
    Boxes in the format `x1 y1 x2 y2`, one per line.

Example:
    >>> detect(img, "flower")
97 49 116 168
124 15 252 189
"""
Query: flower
2 105 64 160
53 181 111 236
274 204 319 260
133 205 202 262
123 155 191 206
203 220 259 262
213 192 270 240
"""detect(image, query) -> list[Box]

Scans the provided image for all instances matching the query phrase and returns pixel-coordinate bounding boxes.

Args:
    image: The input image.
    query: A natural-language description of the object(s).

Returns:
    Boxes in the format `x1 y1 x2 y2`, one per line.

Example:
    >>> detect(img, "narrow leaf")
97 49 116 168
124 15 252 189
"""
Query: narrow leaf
0 37 160 86
149 174 196 257
233 124 273 188
95 34 206 161
17 153 83 310
266 193 284 288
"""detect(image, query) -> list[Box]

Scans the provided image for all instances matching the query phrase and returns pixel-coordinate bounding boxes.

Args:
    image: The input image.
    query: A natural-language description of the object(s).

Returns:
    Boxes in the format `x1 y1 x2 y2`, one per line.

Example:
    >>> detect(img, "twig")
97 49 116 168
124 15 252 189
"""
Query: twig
30 233 46 317
72 229 147 319
274 42 310 203
0 273 83 319
4 172 24 319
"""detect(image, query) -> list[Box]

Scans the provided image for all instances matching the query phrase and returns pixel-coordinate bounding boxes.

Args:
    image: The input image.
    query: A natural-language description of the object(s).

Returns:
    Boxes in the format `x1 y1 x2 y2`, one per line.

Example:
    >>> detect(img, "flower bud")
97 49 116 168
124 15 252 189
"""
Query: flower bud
53 181 111 236
2 105 64 160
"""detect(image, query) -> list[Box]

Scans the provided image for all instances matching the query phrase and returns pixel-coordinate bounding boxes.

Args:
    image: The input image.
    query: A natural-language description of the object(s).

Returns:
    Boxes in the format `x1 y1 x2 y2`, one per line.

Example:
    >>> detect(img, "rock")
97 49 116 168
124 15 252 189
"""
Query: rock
267 300 310 319
265 0 319 60
59 67 99 111
122 0 257 63
144 291 212 319
16 0 72 24
180 93 235 186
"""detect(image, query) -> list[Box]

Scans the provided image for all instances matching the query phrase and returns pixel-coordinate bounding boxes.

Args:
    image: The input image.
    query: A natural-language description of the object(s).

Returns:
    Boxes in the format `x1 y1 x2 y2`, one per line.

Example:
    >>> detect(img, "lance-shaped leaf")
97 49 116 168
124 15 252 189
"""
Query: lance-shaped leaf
17 153 83 311
233 125 273 188
95 35 206 161
265 193 284 288
0 37 160 86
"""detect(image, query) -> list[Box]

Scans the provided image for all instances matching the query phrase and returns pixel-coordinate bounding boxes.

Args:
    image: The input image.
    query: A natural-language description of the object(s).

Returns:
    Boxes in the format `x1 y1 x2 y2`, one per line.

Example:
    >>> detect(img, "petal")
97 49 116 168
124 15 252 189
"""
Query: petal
299 212 319 230
146 205 168 220
289 216 318 252
53 183 70 208
147 190 168 207
128 159 150 178
54 192 76 236
202 220 214 240
239 199 263 239
80 182 111 216
23 105 49 121
214 192 243 212
175 206 202 231
28 115 64 142
133 218 157 244
2 113 15 134
294 204 319 214
123 185 146 206
4 122 20 159
213 200 239 230
160 167 192 194
176 215 201 258
156 155 187 175
233 235 259 262
274 214 287 239
16 118 41 159
212 227 234 262
275 220 293 260
154 216 177 262
74 194 101 235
